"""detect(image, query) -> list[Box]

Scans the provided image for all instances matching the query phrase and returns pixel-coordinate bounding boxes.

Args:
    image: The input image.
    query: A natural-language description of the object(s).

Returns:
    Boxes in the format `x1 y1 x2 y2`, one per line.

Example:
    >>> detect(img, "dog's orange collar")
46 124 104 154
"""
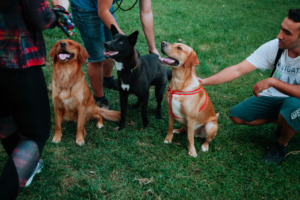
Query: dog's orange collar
131 64 138 72
168 86 208 119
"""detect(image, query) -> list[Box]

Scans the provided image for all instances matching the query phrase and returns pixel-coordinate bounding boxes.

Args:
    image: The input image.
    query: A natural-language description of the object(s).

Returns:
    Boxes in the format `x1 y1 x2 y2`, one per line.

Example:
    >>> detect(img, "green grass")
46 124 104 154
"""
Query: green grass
1 0 300 199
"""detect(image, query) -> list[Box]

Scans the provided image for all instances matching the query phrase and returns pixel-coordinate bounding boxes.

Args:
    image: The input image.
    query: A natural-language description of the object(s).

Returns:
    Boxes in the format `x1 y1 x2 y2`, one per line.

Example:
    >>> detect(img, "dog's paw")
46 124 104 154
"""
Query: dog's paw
118 121 125 130
142 119 149 128
97 122 103 129
156 113 162 119
52 136 61 144
188 151 198 158
164 139 172 144
188 147 197 157
189 152 198 158
76 138 85 146
131 103 140 109
201 143 209 152
173 129 181 134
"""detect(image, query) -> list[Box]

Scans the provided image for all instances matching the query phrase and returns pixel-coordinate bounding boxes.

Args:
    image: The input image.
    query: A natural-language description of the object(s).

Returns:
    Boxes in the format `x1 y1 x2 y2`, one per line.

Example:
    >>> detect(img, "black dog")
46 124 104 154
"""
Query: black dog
104 24 169 130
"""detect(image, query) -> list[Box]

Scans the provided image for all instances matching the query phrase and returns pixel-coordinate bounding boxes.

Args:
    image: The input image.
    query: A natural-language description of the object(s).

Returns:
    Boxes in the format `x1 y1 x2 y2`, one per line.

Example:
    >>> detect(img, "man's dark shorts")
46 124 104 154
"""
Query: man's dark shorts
229 96 300 131
71 3 117 63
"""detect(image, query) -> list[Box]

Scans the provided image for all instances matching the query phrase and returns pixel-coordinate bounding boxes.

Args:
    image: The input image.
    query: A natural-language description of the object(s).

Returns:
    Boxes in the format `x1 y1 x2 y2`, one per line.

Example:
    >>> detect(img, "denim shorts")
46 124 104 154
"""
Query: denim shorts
71 3 117 63
229 96 300 131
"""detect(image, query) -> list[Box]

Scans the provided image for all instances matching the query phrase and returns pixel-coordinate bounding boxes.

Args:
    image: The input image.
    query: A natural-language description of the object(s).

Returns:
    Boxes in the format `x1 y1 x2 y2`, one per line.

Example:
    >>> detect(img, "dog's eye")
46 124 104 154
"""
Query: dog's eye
118 41 124 46
177 46 182 50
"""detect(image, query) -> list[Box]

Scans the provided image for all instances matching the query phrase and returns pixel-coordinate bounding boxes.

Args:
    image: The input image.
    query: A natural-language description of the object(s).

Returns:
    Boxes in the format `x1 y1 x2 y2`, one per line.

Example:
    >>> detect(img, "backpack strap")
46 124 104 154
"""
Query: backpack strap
270 48 283 77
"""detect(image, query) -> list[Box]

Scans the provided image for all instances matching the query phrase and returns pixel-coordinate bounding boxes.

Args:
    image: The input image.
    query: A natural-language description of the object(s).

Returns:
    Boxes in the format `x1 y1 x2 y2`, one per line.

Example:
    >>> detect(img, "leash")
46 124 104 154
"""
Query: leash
168 86 208 119
112 0 139 14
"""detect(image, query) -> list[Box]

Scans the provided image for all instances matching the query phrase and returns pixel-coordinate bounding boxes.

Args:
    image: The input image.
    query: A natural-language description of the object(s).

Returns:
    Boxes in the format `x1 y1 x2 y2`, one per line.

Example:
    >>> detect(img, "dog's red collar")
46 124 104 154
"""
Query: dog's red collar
168 86 208 119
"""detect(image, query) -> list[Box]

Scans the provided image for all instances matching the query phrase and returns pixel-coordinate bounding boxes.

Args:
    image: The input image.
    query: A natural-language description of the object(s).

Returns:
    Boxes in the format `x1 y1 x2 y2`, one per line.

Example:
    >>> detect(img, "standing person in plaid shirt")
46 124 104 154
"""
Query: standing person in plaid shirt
0 0 73 199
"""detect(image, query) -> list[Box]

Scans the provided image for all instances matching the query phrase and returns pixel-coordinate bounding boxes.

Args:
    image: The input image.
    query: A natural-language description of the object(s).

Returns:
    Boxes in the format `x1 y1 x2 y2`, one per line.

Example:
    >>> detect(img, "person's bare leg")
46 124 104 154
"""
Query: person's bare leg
87 62 104 98
103 59 114 78
102 59 117 90
87 60 113 108
277 113 296 146
229 116 274 126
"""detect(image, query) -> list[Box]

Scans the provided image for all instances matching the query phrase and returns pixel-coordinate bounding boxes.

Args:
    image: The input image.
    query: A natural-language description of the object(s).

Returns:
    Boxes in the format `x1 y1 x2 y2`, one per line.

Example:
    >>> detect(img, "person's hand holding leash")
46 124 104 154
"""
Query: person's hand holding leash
52 0 75 37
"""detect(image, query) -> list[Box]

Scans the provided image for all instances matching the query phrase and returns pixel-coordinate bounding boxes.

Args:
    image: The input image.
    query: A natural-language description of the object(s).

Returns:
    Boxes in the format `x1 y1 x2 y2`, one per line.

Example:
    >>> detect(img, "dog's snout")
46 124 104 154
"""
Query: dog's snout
161 41 168 47
60 42 67 48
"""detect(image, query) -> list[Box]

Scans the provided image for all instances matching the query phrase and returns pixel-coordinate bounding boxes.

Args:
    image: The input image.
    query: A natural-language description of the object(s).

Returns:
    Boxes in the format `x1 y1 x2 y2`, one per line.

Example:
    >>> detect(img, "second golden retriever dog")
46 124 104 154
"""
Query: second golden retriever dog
160 41 219 157
49 39 120 145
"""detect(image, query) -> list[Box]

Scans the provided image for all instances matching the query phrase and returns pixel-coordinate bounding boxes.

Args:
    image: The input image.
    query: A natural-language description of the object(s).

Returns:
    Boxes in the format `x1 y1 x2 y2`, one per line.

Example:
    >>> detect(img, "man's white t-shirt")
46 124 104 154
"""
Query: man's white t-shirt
246 39 300 97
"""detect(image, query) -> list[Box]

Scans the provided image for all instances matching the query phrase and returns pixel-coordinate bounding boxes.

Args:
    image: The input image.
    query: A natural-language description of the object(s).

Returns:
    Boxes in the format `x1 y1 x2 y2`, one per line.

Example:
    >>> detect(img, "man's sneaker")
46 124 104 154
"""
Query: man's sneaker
25 159 44 187
103 76 118 91
94 95 110 109
263 142 288 164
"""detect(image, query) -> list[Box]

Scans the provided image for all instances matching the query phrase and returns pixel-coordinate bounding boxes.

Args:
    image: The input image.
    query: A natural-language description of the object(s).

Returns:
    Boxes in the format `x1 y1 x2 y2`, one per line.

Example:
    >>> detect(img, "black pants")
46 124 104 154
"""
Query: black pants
0 67 50 199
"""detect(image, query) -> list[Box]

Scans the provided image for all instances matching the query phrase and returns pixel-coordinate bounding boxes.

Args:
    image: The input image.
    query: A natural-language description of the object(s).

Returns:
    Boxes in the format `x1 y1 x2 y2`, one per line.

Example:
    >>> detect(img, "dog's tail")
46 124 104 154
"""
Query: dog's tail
98 107 121 121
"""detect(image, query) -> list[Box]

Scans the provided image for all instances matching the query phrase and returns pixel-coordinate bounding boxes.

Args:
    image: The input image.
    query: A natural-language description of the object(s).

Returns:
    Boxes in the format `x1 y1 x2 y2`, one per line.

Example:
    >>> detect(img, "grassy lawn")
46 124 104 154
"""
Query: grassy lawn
1 0 300 199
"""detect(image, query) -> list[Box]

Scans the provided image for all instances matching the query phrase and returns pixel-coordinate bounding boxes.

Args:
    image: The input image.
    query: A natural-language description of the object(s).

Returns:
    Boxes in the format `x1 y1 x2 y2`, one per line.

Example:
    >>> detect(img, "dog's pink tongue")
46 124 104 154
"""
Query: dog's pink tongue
104 51 118 56
159 57 175 65
58 54 69 60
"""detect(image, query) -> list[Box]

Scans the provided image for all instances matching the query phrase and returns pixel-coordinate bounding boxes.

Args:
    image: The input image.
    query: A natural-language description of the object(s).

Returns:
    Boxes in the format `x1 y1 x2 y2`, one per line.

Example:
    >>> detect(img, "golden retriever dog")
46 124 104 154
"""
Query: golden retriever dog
160 41 219 157
49 39 120 145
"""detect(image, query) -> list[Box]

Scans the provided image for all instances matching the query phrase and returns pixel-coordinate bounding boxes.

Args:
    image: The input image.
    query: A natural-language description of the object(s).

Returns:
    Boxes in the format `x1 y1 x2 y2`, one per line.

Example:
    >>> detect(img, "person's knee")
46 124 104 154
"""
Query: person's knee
229 105 245 124
230 116 245 124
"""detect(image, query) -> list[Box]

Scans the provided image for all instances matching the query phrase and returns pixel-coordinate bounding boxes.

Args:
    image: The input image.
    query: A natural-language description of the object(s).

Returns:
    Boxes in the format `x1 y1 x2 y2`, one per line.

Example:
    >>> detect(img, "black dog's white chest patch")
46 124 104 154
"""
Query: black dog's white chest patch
121 80 130 91
114 60 124 71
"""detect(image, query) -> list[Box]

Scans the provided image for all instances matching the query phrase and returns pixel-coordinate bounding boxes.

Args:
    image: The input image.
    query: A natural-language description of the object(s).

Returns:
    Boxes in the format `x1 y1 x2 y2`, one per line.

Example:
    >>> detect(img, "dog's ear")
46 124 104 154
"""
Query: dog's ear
183 50 199 68
49 43 58 62
111 24 119 36
78 45 89 64
128 31 139 46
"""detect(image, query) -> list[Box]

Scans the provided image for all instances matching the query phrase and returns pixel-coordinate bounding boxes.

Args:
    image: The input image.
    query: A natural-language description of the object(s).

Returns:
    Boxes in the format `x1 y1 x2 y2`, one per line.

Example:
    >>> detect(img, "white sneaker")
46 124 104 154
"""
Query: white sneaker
25 159 44 187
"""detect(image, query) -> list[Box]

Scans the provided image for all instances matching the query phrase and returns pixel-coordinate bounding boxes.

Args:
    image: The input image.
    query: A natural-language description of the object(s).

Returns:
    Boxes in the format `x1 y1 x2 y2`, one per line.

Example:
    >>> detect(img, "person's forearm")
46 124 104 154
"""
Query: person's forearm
253 78 300 98
202 67 238 86
98 0 123 34
272 79 300 98
140 11 155 51
99 10 121 33
139 0 157 54
202 60 257 86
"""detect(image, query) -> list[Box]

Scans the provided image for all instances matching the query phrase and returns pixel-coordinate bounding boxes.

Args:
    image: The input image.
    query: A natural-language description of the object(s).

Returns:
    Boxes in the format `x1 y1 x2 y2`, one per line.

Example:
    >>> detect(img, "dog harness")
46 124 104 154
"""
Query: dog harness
168 86 208 119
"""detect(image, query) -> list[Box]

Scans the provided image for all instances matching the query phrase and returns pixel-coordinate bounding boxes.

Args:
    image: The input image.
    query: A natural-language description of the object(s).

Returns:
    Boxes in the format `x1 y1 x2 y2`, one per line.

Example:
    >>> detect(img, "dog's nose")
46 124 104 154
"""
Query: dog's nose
60 42 67 48
161 41 168 47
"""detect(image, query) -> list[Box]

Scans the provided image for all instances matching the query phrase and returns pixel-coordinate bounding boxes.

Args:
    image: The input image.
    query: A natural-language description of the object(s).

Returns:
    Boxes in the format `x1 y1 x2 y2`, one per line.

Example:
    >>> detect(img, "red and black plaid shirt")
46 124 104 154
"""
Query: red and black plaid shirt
0 0 57 70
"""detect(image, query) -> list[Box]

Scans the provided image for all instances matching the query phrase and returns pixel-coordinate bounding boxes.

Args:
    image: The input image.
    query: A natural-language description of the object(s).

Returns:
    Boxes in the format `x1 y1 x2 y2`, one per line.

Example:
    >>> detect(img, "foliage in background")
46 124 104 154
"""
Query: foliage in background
0 0 299 199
